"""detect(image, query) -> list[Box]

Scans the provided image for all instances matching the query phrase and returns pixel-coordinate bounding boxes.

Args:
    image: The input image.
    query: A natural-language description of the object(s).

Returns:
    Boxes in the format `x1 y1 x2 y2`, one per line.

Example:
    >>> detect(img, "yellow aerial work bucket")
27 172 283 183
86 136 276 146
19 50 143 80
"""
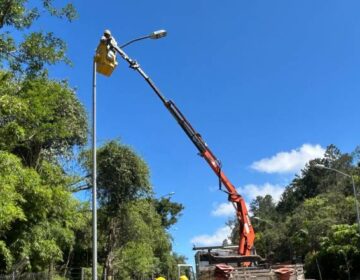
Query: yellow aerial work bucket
94 42 118 77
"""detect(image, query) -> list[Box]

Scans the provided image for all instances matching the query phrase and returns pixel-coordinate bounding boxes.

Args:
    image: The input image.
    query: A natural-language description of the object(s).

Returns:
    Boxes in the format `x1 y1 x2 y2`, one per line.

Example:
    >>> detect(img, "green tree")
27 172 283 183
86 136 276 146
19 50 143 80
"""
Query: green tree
306 224 360 280
88 140 152 212
250 195 278 223
248 195 284 259
81 141 184 279
0 151 89 273
0 71 87 168
228 144 360 271
0 152 26 270
277 145 353 214
0 0 76 76
154 197 184 229
111 200 175 280
0 1 92 276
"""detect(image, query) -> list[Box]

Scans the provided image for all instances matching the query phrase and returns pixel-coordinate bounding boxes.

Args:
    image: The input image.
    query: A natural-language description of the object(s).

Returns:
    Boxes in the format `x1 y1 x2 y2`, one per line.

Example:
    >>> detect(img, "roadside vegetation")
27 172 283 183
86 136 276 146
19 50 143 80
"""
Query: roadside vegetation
0 1 184 279
229 144 360 279
1 1 359 280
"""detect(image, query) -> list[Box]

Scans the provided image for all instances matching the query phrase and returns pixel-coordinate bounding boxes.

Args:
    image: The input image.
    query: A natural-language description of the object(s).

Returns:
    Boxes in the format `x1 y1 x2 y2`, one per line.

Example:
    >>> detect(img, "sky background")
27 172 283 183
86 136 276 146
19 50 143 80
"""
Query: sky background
31 0 360 265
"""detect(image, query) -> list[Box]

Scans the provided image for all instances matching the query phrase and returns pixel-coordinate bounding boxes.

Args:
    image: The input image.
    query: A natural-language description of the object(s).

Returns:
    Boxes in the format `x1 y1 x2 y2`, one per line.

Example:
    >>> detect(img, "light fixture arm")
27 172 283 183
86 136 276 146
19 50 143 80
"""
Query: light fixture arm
320 165 351 178
119 30 167 49
119 35 151 49
315 164 360 233
110 42 169 105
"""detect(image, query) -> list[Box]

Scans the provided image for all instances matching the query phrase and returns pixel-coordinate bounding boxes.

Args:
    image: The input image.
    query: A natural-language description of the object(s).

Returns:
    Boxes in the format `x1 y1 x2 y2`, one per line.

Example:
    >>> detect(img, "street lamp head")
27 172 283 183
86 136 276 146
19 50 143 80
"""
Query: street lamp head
150 29 167 39
160 191 175 199
252 216 274 226
314 164 326 169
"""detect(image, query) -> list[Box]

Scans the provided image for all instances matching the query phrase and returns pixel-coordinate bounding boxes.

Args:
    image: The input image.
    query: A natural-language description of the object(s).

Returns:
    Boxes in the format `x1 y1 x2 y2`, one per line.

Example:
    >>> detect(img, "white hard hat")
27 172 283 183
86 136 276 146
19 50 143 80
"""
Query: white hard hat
104 29 111 37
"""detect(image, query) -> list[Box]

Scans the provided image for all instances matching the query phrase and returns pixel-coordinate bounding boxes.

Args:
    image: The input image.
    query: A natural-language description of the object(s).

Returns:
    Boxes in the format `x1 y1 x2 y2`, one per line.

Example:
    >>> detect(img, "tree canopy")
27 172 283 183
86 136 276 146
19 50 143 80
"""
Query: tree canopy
229 145 360 279
0 0 76 76
81 141 184 279
0 71 87 168
0 151 88 273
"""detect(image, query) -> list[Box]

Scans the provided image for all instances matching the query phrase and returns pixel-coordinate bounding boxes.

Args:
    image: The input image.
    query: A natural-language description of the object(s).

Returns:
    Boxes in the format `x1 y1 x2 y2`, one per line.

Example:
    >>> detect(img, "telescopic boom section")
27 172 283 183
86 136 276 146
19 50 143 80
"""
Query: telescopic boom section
112 43 255 259
164 101 255 258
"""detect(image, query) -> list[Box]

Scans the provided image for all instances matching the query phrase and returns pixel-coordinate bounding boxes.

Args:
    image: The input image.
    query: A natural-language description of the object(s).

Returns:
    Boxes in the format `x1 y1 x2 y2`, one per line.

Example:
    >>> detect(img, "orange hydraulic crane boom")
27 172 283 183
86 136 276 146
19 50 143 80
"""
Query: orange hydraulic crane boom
110 41 255 260
161 101 255 258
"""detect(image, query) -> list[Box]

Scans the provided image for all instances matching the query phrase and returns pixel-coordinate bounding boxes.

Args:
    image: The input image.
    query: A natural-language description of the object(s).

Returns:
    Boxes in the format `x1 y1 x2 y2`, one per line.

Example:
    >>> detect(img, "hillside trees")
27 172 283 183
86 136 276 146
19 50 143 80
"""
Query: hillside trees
276 144 352 214
229 145 360 278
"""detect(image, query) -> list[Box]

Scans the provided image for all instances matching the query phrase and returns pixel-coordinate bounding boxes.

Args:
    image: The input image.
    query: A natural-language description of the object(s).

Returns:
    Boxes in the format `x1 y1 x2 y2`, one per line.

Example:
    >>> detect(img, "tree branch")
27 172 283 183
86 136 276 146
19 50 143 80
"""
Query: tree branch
0 0 14 29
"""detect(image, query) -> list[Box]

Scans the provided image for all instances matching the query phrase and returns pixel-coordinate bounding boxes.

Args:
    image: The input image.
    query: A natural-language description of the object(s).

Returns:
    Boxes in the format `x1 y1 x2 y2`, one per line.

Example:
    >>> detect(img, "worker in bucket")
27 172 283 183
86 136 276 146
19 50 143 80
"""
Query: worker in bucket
179 275 189 280
100 29 117 62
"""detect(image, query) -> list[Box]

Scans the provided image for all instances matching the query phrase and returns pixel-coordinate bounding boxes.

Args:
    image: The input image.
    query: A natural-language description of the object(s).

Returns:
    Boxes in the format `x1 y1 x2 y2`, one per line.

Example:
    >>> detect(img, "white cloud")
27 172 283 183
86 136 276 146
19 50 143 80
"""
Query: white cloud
191 226 232 246
240 183 284 202
251 144 325 174
211 203 234 217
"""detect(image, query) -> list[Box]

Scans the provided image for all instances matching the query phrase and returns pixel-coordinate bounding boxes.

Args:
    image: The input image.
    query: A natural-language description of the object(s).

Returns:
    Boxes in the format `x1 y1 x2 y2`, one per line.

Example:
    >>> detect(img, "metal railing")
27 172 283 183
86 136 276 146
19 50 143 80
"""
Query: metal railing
0 272 50 280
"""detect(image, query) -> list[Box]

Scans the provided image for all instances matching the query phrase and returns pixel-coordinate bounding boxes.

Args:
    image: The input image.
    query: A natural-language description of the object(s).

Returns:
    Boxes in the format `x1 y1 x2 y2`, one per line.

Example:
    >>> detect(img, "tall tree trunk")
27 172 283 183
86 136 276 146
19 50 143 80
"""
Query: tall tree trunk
48 261 54 280
102 218 117 280
63 247 73 277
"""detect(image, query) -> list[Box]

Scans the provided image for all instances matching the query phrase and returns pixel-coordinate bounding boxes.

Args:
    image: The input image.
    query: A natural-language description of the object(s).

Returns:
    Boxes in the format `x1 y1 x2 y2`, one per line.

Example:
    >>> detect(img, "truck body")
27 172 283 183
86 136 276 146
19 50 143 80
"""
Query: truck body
194 246 305 280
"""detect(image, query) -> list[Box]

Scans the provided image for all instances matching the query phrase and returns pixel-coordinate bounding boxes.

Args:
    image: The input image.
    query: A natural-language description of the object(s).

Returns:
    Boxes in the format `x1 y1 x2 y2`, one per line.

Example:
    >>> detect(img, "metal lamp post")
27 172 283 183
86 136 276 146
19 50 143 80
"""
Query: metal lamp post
159 191 175 199
252 216 274 227
120 29 167 48
314 164 360 233
92 29 167 280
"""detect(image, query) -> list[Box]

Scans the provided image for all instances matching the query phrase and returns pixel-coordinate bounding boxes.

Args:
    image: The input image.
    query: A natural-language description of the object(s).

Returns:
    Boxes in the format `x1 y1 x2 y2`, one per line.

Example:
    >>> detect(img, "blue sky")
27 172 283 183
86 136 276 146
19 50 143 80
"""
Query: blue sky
33 0 360 264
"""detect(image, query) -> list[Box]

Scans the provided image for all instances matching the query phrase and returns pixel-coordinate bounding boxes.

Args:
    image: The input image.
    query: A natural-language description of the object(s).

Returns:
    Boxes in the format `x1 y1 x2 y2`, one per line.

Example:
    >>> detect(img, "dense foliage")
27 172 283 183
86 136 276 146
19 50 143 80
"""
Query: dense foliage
4 1 359 279
0 148 88 274
230 145 360 279
0 71 87 168
0 1 185 279
0 0 76 76
80 141 184 279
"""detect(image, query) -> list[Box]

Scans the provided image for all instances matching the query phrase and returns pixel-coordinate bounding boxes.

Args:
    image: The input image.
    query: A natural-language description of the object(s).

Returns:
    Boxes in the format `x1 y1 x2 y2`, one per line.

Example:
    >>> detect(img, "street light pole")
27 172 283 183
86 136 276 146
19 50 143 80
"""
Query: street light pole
92 29 167 280
92 60 97 280
315 164 360 233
